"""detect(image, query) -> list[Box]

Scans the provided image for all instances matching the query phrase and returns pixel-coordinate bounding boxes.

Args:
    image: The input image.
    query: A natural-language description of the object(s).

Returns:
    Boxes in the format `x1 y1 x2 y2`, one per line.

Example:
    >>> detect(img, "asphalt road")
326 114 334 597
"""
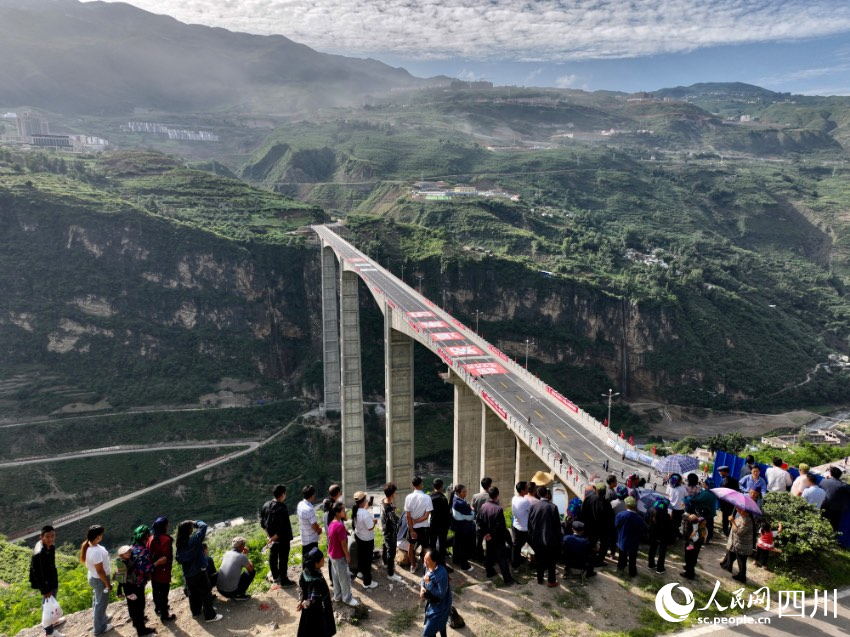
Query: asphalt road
315 224 657 491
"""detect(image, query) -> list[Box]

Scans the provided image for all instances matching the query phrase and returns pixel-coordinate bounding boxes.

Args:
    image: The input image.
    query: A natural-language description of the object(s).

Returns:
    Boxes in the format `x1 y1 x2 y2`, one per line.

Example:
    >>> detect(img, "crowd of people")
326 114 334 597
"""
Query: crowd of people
28 460 850 637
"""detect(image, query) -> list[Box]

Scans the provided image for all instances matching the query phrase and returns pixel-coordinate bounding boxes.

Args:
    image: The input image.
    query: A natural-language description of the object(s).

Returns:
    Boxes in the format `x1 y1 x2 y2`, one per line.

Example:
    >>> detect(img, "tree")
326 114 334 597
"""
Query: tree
706 432 747 455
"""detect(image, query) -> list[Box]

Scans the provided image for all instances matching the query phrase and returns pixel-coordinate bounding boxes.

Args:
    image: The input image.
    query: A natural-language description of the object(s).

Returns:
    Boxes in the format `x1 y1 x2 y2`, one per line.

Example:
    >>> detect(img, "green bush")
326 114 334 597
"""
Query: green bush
761 492 836 562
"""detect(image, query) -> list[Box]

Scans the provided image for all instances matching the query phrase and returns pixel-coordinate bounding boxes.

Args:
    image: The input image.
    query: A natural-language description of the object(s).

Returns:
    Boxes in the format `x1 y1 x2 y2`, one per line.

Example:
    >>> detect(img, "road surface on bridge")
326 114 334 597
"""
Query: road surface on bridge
315 224 658 490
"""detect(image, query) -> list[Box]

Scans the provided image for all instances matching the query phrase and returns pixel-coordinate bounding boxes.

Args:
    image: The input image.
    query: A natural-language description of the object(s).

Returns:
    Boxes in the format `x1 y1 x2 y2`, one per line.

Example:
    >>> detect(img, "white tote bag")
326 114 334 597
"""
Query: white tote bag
41 595 63 628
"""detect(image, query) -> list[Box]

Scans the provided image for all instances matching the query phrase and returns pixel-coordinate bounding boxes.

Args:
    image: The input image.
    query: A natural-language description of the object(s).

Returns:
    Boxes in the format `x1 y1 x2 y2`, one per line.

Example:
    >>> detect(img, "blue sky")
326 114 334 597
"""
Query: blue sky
87 0 850 95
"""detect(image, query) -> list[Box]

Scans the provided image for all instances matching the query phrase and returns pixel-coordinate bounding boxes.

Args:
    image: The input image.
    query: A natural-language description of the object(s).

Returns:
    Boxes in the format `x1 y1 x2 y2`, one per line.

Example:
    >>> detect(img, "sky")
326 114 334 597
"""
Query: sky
85 0 850 95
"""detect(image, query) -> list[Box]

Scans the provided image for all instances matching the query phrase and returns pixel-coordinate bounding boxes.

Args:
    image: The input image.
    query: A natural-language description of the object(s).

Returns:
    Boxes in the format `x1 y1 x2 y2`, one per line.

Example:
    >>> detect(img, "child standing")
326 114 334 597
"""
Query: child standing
754 521 782 569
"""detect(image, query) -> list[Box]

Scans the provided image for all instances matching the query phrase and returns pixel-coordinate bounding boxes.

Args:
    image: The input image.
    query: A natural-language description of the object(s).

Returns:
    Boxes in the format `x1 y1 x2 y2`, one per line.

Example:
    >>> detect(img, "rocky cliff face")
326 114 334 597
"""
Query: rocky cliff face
0 192 324 413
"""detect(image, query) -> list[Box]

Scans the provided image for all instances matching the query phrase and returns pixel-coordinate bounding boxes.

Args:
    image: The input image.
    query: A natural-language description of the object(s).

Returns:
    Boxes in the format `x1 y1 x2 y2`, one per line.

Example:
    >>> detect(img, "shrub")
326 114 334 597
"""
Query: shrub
761 492 836 562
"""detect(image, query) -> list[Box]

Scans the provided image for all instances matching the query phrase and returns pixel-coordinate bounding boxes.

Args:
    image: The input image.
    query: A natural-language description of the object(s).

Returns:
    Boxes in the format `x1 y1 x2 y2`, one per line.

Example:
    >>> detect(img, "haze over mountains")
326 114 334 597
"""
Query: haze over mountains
0 0 440 114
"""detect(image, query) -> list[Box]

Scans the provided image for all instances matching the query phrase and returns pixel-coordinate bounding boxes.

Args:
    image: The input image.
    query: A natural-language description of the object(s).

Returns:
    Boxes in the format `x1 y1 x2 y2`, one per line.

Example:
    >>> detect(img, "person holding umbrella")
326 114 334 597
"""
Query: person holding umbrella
719 507 755 583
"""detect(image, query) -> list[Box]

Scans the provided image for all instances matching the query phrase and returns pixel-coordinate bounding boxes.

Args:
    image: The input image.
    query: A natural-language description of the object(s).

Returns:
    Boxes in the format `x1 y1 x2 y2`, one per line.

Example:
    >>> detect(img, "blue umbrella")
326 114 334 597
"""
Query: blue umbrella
636 489 668 513
653 454 700 474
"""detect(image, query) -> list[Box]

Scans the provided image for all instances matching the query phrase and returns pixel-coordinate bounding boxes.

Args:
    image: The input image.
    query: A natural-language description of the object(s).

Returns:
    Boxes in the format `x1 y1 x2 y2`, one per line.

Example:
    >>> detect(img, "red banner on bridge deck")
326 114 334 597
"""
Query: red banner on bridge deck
407 311 434 318
489 345 509 362
437 348 453 366
416 320 448 329
462 362 507 376
546 386 579 412
445 345 484 357
431 331 464 341
481 391 508 419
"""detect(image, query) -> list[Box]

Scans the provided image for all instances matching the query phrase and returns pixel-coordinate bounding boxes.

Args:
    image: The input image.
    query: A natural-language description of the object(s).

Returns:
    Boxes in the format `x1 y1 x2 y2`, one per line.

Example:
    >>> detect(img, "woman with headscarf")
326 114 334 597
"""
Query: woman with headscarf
449 484 475 572
297 548 336 637
562 497 582 536
79 525 112 636
719 507 754 583
681 514 707 580
645 498 673 574
121 526 155 636
420 549 452 637
146 517 175 622
175 520 222 623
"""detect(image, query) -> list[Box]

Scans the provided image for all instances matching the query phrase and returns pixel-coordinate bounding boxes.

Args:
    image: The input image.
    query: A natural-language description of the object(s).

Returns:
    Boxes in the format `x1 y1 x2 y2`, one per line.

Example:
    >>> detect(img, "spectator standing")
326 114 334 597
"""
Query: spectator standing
404 476 434 574
739 467 767 498
646 499 673 574
429 479 451 566
717 466 740 536
719 508 754 584
297 548 336 637
766 457 793 493
821 467 850 530
30 526 62 637
175 520 222 623
321 485 342 587
351 491 378 590
298 485 323 559
510 481 531 569
381 482 403 582
216 537 255 600
124 526 155 636
262 485 295 587
580 484 608 567
147 517 176 621
326 502 359 607
790 464 810 497
666 475 687 539
802 472 827 509
681 514 707 580
471 477 492 562
476 486 515 585
80 525 113 635
692 479 718 544
450 484 475 572
527 486 561 587
739 455 757 480
614 497 647 577
420 549 452 637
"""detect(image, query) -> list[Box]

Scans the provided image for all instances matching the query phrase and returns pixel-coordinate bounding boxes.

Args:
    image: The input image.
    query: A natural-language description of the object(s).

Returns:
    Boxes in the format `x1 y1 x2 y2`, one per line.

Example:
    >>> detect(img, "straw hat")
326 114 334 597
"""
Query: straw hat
531 470 553 486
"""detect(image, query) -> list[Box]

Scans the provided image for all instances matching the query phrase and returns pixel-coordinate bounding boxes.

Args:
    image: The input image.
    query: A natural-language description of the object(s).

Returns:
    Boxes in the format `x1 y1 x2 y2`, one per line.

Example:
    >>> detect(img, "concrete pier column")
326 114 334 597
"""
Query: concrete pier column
321 245 340 411
452 381 482 495
515 440 549 485
340 268 366 497
481 408 516 491
386 318 414 499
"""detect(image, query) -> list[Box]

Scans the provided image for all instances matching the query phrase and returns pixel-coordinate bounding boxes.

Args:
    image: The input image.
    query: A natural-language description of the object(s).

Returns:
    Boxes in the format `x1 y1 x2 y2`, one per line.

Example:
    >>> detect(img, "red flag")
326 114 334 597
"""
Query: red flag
628 436 634 445
569 466 572 475
603 418 608 427
619 430 625 439
652 446 657 455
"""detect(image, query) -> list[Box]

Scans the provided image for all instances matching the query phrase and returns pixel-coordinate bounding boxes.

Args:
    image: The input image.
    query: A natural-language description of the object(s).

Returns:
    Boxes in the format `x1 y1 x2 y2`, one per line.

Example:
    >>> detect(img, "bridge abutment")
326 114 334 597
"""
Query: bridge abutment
452 379 482 494
481 407 516 491
321 246 341 411
340 268 367 497
386 318 414 499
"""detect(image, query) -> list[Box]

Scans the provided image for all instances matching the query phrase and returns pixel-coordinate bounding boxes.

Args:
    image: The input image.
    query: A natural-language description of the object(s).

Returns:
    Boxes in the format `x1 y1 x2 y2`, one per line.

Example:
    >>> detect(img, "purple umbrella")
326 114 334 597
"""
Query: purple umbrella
710 487 762 516
652 454 700 474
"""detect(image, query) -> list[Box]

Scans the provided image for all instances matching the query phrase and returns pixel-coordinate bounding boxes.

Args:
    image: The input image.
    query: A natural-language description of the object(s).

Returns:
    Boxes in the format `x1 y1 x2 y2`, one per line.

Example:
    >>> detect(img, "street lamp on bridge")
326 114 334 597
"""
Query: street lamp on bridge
602 388 620 430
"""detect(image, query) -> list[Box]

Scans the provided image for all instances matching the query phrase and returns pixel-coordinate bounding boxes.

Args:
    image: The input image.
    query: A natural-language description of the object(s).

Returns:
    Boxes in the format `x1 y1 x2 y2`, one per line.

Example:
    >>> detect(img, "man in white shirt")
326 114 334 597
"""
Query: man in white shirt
790 463 809 497
403 476 433 574
510 481 531 569
297 485 322 560
766 457 793 493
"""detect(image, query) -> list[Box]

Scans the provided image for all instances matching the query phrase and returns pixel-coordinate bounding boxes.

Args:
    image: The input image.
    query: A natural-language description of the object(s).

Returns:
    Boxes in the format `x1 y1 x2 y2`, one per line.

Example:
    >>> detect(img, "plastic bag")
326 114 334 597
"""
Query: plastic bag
41 595 63 628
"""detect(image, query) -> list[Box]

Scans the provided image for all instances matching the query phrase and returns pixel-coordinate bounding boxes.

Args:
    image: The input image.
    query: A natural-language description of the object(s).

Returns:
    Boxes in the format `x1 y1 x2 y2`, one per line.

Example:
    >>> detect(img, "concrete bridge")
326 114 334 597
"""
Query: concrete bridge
315 225 655 500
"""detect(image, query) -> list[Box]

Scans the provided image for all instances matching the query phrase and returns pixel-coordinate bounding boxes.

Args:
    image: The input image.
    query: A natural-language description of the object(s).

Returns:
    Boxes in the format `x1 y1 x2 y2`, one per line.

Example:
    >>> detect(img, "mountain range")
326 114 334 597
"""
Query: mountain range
0 0 444 114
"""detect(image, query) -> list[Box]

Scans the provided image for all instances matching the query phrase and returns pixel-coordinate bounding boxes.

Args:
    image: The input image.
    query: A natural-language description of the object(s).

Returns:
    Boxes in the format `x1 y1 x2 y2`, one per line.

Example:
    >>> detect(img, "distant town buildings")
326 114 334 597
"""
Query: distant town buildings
125 121 219 142
411 181 519 201
0 111 108 152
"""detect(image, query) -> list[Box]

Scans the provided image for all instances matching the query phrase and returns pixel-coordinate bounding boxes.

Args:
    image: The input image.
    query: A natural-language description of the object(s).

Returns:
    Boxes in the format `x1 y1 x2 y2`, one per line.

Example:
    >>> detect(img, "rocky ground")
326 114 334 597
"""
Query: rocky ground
15 539 784 637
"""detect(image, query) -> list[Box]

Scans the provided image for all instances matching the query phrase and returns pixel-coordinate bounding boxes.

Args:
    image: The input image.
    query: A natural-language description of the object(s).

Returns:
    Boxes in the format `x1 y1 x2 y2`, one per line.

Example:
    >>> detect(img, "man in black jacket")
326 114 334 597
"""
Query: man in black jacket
581 484 614 566
717 467 740 536
527 487 561 586
430 478 451 566
476 487 515 585
30 525 61 637
263 484 295 587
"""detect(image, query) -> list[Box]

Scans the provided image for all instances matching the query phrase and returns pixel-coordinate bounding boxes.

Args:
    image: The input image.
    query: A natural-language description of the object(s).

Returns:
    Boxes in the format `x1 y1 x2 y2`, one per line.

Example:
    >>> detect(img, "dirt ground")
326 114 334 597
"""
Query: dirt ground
15 534 784 637
629 401 818 440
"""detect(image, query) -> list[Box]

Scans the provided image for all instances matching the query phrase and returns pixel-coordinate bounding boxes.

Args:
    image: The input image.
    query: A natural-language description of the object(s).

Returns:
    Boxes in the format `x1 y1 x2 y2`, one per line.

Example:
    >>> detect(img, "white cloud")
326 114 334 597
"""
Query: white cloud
554 74 579 88
85 1 850 62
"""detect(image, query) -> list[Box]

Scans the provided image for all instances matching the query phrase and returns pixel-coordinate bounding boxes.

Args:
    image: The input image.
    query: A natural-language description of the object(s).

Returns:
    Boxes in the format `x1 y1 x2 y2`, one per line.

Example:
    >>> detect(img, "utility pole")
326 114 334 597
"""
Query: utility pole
525 338 532 369
442 289 447 310
602 388 620 430
417 275 424 294
475 309 481 334
401 263 405 282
